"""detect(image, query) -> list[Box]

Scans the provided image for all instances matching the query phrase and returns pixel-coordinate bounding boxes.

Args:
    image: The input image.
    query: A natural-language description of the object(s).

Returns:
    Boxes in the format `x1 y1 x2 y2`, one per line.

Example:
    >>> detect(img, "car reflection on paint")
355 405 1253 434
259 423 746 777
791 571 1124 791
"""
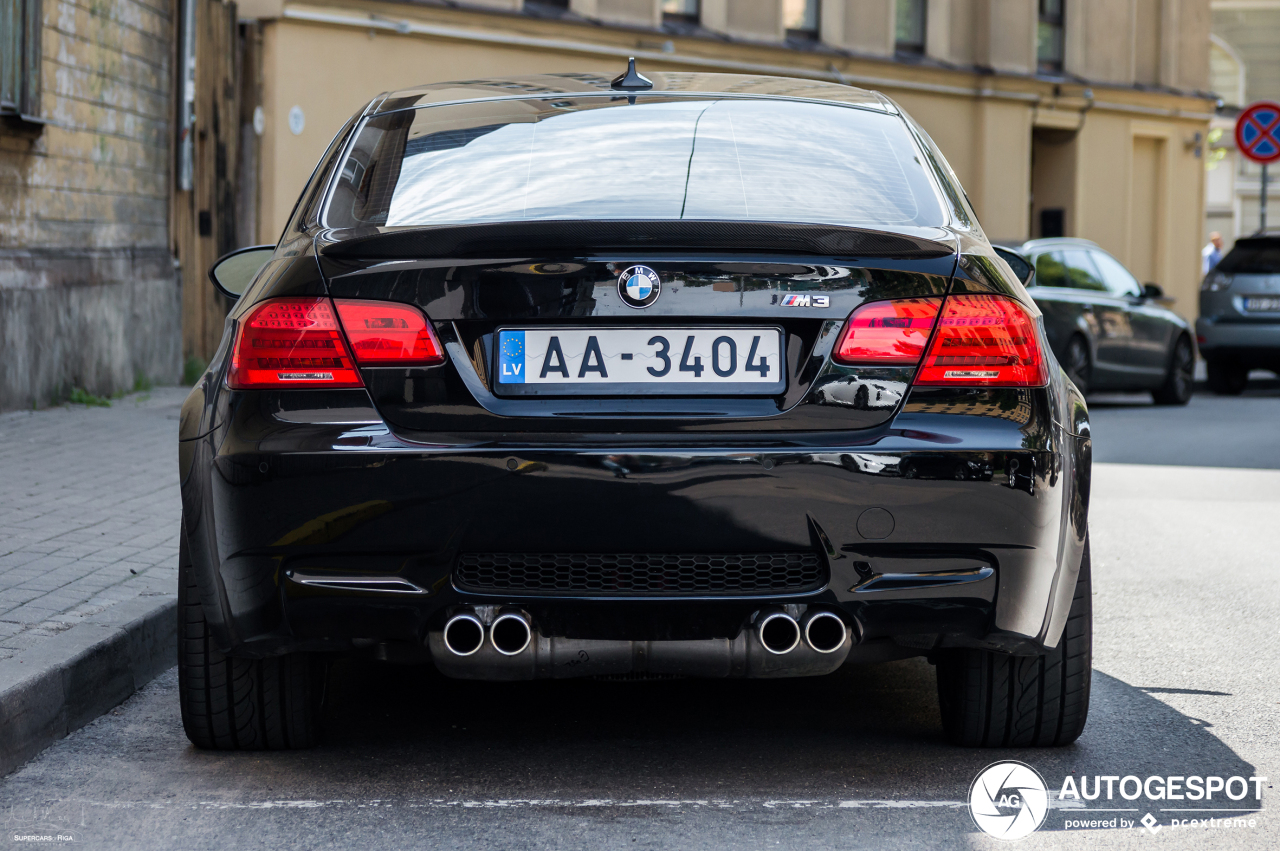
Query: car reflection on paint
814 374 908 410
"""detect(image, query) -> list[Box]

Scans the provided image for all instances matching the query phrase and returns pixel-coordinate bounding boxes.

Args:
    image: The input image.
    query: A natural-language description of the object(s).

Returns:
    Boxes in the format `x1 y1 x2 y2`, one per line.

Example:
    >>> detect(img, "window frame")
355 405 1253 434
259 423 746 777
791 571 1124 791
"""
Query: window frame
895 0 927 55
783 0 820 40
661 0 700 24
1037 0 1065 75
0 0 43 123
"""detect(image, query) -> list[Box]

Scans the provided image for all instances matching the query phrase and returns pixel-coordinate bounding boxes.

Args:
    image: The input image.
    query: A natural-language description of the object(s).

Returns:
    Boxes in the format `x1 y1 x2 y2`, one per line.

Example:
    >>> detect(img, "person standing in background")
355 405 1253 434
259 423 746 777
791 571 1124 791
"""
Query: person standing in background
1203 232 1224 275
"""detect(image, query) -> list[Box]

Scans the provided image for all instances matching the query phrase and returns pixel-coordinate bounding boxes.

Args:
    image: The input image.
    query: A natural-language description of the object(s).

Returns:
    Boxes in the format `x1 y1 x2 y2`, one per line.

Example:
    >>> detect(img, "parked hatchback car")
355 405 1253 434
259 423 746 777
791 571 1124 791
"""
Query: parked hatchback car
995 238 1195 404
182 67 1092 752
1197 233 1280 394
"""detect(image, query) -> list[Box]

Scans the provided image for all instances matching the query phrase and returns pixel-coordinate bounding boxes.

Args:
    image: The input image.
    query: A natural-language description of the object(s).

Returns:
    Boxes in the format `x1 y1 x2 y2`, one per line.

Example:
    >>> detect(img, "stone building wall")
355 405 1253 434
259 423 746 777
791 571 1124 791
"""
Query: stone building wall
0 0 180 410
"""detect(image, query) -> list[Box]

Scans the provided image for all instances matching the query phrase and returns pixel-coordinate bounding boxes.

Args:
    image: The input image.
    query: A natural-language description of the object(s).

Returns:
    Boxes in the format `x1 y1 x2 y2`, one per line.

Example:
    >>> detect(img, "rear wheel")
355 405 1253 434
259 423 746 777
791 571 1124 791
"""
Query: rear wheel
1205 355 1248 395
1064 336 1091 396
178 529 326 750
935 538 1092 747
1152 335 1194 406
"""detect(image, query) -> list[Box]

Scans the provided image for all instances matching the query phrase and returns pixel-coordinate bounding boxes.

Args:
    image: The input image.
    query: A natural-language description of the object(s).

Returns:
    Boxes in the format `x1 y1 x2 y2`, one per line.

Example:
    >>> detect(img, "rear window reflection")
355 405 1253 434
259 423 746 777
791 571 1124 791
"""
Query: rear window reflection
325 97 945 229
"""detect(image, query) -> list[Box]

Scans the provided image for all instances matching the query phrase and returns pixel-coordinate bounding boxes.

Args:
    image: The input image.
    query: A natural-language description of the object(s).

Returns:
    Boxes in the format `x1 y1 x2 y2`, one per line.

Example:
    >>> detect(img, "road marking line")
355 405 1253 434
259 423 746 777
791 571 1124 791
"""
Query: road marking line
9 795 1106 814
13 798 970 812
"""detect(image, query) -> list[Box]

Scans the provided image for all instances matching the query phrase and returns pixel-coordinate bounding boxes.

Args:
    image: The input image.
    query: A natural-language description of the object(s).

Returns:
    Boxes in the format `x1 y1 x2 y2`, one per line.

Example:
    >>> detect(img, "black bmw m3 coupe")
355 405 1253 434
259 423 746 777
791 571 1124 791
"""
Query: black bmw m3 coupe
179 66 1092 751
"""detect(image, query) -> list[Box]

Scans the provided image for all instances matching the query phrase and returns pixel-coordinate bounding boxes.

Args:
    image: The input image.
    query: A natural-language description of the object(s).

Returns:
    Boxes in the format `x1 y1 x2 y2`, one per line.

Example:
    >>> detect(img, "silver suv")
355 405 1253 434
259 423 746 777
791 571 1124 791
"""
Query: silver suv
1198 234 1280 394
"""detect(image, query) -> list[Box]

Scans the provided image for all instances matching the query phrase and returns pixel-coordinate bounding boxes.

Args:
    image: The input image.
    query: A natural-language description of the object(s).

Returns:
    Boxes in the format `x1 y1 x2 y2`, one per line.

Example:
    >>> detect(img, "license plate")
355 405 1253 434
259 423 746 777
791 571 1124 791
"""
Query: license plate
494 328 785 396
1244 297 1280 313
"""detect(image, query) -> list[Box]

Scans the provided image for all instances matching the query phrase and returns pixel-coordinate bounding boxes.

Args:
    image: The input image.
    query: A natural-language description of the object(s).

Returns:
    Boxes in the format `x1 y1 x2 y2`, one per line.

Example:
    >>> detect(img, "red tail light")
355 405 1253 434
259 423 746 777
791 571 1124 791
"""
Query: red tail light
228 297 446 389
915 294 1047 387
831 294 1047 387
228 298 363 389
334 299 444 365
832 298 942 365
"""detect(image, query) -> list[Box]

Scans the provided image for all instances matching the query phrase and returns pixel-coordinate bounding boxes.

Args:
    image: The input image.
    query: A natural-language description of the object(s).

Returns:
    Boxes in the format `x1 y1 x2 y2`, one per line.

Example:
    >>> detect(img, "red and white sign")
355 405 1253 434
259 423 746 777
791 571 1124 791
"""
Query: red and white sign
1235 101 1280 165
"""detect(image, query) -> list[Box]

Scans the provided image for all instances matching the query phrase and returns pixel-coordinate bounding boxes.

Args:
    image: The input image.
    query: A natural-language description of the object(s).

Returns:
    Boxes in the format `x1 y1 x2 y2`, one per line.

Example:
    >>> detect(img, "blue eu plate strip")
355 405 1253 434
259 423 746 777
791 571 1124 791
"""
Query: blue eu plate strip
498 330 525 383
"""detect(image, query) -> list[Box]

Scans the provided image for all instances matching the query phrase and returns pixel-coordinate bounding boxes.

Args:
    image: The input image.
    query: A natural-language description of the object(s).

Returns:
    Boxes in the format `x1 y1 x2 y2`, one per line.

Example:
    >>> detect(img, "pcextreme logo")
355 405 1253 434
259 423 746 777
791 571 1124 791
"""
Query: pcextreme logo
969 761 1050 840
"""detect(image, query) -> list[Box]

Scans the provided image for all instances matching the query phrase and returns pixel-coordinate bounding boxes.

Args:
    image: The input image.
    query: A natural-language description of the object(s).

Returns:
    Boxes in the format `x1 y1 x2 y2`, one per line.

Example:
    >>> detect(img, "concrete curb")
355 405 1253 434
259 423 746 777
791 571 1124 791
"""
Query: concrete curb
0 594 176 776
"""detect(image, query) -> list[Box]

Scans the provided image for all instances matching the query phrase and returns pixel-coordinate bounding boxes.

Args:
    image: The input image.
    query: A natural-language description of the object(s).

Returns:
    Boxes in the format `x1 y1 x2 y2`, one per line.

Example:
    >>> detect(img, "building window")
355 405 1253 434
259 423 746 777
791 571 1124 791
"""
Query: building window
662 0 699 24
1038 0 1065 74
783 0 819 39
0 0 42 121
895 0 926 54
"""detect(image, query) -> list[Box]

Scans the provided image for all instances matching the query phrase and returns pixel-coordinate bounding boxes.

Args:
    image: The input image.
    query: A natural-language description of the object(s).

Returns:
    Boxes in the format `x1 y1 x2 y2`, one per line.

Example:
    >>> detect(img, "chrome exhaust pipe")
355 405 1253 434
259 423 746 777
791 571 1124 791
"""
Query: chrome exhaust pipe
429 611 858 680
757 611 801 655
490 612 532 656
442 612 485 656
803 611 848 654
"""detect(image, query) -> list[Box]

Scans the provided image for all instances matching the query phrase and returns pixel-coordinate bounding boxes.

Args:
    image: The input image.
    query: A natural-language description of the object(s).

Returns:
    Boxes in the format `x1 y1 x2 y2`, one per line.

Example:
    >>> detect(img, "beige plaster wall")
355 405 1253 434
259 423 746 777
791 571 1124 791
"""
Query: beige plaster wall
823 0 894 57
1074 111 1206 318
254 14 1210 313
1068 0 1140 85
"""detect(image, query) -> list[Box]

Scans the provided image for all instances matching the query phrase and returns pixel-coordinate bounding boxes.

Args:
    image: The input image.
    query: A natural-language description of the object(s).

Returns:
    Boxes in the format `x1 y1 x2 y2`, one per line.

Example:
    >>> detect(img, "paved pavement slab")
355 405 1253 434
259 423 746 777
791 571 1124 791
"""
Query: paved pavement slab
0 389 185 664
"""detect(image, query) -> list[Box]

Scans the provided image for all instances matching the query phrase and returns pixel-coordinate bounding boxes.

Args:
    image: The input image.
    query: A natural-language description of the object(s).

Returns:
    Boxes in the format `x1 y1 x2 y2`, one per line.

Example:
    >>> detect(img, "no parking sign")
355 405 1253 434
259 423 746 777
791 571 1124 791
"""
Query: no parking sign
1236 101 1280 230
1235 101 1280 165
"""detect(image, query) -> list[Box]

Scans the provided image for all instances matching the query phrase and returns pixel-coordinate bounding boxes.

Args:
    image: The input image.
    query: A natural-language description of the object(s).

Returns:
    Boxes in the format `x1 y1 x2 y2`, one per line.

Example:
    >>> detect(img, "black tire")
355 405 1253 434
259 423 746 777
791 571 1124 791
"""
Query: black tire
936 538 1092 747
1205 356 1248 395
1152 335 1194 406
178 530 326 750
1064 335 1091 396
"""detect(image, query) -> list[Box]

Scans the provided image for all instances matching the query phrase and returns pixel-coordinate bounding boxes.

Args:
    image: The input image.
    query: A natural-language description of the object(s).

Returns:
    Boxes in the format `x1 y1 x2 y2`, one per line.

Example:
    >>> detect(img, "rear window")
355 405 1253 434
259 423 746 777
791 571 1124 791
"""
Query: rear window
324 97 946 230
1217 238 1280 274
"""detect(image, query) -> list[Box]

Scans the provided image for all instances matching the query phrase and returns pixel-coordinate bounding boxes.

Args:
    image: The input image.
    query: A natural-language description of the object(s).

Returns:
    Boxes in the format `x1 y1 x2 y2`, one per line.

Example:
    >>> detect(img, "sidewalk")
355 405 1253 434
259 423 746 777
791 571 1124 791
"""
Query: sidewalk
0 388 185 660
0 388 186 773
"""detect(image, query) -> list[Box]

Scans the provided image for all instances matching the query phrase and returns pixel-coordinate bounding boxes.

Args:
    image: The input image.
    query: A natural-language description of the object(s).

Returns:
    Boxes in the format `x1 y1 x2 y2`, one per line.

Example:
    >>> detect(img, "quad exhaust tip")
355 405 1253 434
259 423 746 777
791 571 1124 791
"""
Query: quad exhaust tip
491 613 533 656
443 607 846 659
758 612 802 655
803 611 848 654
443 613 485 656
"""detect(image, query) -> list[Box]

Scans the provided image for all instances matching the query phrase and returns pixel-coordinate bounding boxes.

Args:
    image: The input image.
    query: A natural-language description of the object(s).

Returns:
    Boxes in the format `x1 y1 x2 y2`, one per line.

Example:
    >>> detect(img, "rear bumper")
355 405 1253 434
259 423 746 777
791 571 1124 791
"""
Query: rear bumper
180 385 1090 664
1196 316 1280 360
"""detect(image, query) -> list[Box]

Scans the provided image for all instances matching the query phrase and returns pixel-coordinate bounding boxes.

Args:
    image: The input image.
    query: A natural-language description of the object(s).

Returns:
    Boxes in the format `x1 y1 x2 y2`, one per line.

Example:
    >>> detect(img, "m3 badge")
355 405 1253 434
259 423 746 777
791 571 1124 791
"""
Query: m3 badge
780 294 830 307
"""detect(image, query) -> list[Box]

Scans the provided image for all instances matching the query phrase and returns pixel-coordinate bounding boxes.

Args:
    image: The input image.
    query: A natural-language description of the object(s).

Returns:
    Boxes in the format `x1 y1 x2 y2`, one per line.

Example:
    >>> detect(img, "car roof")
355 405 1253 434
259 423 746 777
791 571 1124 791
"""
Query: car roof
365 72 895 115
993 237 1101 255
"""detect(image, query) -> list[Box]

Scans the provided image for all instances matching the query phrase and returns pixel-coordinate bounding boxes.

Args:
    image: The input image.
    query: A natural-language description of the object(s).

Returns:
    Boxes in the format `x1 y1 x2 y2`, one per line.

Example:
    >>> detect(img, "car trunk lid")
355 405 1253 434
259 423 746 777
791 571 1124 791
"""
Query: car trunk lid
317 225 956 439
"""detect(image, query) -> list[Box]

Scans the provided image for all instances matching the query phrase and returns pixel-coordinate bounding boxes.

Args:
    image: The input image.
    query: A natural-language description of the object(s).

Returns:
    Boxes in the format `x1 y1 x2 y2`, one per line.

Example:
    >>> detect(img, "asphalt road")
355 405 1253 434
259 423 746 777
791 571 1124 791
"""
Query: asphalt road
2 388 1278 849
1088 375 1280 468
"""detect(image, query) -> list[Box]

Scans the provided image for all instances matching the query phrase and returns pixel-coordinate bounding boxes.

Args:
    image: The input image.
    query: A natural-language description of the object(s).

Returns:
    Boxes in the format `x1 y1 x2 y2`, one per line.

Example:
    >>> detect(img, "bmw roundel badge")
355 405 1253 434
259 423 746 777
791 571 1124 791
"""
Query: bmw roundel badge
618 265 661 309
